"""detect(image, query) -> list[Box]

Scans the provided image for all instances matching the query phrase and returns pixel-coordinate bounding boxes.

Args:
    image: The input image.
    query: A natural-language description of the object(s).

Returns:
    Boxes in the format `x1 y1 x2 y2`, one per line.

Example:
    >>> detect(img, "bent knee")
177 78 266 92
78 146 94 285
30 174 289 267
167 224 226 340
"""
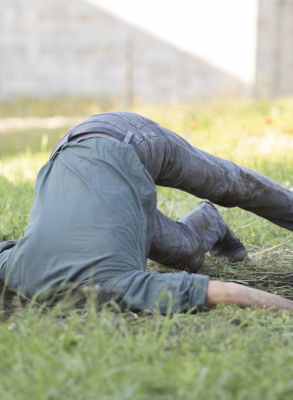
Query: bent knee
184 252 204 273
165 246 205 273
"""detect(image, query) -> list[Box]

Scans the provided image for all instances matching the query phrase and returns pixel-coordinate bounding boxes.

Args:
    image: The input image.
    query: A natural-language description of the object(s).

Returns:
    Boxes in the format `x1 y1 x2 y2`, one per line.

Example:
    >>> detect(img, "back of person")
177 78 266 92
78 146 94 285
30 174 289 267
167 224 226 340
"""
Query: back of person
1 137 157 300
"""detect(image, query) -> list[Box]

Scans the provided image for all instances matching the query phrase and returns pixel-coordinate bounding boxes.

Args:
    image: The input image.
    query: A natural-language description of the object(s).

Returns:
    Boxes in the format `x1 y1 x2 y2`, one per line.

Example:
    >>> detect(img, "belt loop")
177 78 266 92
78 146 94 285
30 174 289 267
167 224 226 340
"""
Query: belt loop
123 131 134 144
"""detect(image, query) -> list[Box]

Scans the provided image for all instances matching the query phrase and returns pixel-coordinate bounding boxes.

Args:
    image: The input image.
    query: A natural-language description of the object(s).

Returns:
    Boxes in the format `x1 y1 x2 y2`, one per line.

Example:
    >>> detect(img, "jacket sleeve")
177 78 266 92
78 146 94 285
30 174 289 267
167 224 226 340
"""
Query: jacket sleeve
97 270 209 314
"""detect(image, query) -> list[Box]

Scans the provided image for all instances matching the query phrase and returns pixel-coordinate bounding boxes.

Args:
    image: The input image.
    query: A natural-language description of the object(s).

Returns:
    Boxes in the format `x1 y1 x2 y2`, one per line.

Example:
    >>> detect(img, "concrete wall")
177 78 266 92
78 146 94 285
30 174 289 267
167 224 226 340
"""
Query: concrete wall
256 0 293 97
3 0 293 102
0 0 251 103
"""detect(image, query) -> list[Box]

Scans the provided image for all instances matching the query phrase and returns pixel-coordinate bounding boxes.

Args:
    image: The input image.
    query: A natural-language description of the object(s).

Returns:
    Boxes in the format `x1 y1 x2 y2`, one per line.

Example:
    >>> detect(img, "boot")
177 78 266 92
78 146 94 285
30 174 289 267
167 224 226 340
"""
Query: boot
209 226 250 263
201 201 250 264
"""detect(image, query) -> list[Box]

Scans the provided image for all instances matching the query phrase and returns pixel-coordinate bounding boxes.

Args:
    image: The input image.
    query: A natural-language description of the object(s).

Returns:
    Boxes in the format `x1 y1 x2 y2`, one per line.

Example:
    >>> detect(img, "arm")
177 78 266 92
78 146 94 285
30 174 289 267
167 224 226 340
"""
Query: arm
96 270 209 314
206 280 293 311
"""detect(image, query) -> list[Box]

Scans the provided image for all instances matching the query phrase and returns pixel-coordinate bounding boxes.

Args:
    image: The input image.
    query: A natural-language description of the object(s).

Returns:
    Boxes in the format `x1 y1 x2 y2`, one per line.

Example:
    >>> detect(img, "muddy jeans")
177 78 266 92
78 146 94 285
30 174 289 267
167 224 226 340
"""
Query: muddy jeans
68 111 293 273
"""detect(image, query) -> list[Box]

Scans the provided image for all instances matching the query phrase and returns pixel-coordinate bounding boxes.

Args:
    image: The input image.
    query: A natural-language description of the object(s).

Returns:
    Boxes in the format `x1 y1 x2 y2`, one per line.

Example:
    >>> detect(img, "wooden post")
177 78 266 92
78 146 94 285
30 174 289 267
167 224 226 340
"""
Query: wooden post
123 35 133 111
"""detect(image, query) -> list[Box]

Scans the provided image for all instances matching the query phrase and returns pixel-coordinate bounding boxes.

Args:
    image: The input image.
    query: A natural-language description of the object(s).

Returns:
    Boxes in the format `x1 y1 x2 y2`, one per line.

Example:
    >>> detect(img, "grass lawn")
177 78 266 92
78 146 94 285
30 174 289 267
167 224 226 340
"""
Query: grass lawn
1 98 293 399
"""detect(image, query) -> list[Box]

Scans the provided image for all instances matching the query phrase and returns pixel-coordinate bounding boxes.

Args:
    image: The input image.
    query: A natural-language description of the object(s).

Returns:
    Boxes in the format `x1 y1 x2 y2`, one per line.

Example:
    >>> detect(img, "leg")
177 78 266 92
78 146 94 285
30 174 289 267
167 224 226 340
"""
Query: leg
149 203 227 272
149 202 248 272
137 120 293 231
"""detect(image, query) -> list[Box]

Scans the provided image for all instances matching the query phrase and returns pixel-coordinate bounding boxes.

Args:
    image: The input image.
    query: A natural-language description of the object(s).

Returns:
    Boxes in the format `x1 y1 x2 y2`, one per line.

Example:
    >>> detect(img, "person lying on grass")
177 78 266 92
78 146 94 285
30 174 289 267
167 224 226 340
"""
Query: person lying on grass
1 111 293 313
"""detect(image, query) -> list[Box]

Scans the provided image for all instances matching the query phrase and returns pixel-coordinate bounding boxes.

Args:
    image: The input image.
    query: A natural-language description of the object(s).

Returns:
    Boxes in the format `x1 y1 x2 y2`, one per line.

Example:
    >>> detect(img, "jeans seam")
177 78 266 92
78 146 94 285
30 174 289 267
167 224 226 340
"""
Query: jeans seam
137 135 199 161
73 119 129 135
137 135 162 146
101 113 151 129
